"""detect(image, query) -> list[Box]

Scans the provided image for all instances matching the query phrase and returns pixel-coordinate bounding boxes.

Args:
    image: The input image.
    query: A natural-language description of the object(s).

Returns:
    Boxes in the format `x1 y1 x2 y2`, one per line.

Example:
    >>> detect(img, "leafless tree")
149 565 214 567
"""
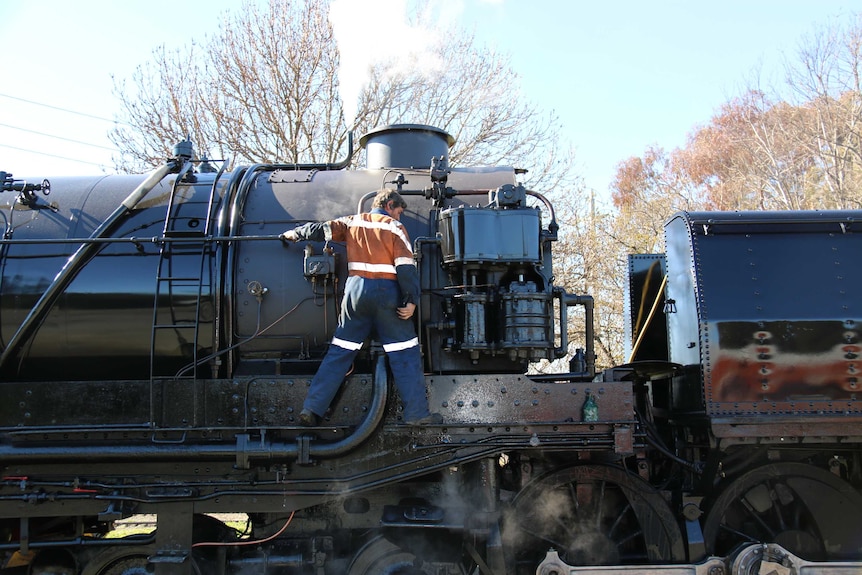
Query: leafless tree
109 0 587 367
110 0 343 170
784 13 862 206
109 0 577 195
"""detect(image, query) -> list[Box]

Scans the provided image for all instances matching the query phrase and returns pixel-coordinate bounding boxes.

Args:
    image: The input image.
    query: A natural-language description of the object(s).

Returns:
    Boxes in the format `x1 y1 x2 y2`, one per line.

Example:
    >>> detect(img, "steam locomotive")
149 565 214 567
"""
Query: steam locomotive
0 124 860 575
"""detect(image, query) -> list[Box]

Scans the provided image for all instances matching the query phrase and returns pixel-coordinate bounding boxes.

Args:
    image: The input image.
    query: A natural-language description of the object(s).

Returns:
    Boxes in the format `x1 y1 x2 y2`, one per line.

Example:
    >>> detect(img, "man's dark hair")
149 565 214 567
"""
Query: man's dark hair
372 189 407 211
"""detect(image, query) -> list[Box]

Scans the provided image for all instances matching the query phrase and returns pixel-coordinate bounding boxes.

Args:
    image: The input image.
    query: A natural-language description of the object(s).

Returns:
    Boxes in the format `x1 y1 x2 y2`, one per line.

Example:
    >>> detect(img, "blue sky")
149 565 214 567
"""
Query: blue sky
0 0 858 205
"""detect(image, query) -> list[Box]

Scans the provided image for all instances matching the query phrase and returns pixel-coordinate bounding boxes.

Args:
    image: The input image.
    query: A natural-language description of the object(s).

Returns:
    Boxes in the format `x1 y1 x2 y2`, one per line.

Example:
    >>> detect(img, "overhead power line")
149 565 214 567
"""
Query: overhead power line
0 122 117 151
0 143 110 167
0 92 128 125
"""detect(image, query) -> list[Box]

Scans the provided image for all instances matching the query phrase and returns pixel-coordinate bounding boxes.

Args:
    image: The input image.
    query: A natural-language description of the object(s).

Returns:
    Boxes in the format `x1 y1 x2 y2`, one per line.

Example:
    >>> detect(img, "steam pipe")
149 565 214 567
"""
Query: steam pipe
554 288 569 360
0 355 389 467
0 234 298 245
304 353 389 459
526 189 558 235
357 190 376 214
359 186 559 255
0 157 187 371
561 292 595 378
269 131 354 172
582 295 596 376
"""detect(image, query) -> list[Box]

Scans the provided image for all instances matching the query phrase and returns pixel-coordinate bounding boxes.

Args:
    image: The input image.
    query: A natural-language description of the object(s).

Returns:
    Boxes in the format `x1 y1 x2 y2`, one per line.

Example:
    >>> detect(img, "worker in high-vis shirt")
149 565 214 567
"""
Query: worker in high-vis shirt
280 189 442 427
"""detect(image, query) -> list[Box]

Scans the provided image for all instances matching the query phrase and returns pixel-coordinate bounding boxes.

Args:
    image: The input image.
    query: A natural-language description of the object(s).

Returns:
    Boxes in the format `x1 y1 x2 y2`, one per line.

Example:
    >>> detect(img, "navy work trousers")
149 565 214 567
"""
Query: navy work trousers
303 276 430 421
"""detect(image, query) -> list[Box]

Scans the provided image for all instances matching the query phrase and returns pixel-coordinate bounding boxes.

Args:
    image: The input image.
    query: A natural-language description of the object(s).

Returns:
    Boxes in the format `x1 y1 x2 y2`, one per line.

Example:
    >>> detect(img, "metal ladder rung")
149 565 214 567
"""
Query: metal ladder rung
157 276 203 283
151 170 221 384
163 230 206 238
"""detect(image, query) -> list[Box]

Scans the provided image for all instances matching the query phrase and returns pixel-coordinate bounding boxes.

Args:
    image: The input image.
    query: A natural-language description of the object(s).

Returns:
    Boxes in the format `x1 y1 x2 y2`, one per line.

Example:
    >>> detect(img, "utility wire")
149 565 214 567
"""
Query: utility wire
0 144 109 167
0 93 125 167
0 122 117 151
0 92 129 125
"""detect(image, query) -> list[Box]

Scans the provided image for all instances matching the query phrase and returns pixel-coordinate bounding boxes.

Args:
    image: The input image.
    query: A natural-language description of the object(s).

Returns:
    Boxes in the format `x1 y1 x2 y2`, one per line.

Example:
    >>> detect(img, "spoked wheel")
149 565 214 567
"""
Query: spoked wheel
703 462 862 560
82 545 204 575
81 514 229 575
81 545 158 575
347 535 469 575
503 464 684 571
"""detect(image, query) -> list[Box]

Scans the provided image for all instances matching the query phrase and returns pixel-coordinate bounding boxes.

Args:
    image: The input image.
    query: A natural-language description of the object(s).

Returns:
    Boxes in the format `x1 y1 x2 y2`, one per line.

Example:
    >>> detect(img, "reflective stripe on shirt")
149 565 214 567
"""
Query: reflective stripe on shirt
347 217 412 253
349 262 397 274
394 256 414 267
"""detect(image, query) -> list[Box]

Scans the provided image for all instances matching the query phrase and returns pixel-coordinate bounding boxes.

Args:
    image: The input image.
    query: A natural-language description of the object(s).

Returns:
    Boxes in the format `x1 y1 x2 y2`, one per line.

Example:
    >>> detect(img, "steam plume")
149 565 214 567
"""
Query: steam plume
328 0 450 128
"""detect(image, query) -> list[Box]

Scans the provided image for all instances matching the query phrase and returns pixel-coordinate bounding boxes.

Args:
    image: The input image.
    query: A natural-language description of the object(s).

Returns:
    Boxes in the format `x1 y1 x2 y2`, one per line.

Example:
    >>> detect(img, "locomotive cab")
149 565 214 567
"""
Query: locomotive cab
626 210 862 564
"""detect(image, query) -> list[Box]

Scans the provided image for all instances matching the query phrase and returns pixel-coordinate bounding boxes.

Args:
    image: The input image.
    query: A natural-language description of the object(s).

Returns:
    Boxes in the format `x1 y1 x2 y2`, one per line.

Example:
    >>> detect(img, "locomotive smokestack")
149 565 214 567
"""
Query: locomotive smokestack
359 123 454 169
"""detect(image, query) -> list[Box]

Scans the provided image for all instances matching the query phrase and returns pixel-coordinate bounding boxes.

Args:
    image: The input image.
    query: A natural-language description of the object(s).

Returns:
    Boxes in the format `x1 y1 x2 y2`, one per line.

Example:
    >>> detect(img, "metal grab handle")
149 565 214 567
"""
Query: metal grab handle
555 288 596 378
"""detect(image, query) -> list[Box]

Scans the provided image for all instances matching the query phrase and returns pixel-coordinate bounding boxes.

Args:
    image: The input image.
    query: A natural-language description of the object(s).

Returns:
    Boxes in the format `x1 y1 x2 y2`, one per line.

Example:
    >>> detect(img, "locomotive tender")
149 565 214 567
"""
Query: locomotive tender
0 124 860 575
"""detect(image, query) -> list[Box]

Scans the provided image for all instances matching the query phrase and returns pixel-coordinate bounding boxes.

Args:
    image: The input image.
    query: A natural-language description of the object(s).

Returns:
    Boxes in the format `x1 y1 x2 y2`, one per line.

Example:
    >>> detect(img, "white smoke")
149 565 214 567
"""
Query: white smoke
328 0 456 128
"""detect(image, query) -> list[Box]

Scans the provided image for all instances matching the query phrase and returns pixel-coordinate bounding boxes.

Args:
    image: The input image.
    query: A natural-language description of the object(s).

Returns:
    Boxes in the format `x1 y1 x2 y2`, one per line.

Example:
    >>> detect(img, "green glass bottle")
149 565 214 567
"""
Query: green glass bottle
582 393 598 422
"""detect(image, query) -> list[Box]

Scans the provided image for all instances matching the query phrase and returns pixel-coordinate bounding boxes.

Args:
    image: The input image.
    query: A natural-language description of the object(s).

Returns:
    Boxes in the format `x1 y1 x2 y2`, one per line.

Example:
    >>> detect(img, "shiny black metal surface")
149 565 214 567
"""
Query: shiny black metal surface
0 130 859 575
